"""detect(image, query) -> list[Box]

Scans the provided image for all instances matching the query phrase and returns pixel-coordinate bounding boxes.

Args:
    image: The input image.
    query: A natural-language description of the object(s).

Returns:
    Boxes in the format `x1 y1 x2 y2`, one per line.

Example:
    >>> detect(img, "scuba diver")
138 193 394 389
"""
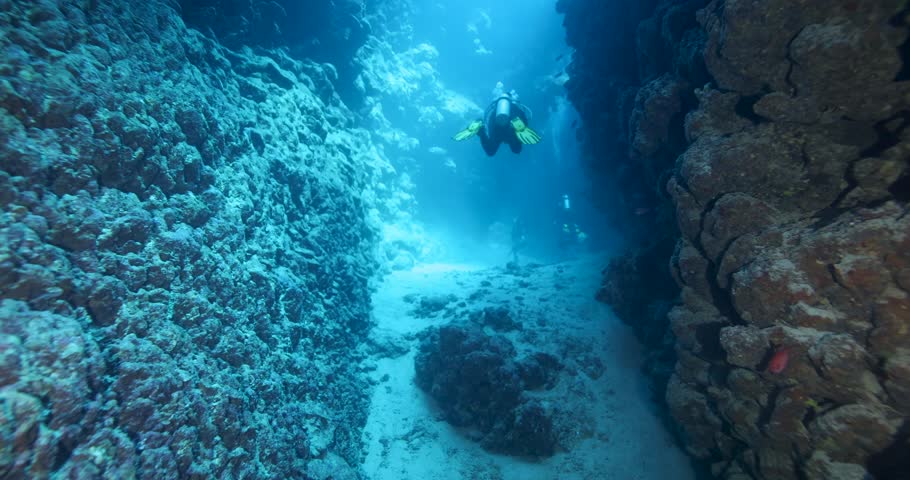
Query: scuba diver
453 82 542 156
554 193 587 258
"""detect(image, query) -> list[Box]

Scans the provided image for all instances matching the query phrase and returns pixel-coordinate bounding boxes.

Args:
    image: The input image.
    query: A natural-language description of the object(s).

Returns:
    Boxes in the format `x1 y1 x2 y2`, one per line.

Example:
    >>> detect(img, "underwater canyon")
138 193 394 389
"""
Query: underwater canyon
0 0 908 479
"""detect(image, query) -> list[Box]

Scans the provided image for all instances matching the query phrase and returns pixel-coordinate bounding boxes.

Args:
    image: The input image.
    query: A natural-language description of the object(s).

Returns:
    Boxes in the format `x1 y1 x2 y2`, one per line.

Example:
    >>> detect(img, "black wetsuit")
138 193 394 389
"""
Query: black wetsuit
478 100 530 156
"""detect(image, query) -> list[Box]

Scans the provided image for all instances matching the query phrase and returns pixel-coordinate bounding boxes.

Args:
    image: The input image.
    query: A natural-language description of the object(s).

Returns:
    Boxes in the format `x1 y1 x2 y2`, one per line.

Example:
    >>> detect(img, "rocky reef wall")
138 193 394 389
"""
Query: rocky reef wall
0 0 395 477
560 0 910 478
178 0 371 100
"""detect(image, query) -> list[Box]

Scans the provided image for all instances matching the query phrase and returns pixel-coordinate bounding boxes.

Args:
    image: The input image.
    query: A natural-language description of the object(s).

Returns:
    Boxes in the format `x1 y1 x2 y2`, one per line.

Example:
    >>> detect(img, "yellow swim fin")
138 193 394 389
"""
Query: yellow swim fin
510 117 541 145
453 120 483 141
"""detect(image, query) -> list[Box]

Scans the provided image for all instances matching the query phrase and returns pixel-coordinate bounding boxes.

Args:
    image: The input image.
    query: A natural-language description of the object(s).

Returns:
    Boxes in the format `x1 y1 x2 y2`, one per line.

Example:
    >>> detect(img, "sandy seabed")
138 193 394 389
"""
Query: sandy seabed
361 255 695 480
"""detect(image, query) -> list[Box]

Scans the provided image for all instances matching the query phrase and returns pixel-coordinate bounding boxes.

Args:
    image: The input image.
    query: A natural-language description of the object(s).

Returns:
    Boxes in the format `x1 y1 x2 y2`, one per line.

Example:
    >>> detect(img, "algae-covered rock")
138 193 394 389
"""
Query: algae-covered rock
562 0 910 478
0 0 403 477
414 323 562 457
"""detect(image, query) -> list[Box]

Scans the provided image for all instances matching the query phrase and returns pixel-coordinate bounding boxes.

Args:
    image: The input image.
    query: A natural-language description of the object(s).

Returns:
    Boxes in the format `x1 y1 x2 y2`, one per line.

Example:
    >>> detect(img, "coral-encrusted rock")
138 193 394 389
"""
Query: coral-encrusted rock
629 73 689 158
700 193 777 263
789 16 909 122
719 326 768 369
177 0 370 83
731 256 818 329
58 428 140 479
666 373 723 459
596 239 679 345
711 385 773 457
667 177 703 244
733 205 910 340
684 87 751 142
804 451 872 480
753 92 828 125
674 347 711 386
415 323 521 427
698 0 802 95
0 389 44 474
808 334 883 402
414 323 560 457
472 305 521 332
883 350 910 412
726 368 769 402
810 403 903 464
671 240 712 301
843 152 908 208
0 300 104 476
566 0 910 478
678 123 856 216
668 288 726 357
0 0 397 477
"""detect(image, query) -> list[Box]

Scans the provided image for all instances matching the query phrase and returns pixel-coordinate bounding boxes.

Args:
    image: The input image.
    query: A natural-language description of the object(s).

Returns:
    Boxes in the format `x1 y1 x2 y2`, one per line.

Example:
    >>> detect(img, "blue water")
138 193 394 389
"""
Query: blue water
384 1 618 262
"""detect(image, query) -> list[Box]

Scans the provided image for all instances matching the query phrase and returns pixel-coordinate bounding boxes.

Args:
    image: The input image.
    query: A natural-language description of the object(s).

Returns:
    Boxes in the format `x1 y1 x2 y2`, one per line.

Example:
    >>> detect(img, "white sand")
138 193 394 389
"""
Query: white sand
361 256 695 480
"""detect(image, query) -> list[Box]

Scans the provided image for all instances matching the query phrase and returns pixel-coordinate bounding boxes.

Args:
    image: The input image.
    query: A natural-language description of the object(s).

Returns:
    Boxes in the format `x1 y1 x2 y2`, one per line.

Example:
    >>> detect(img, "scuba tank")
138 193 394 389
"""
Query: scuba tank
494 96 511 126
562 194 571 211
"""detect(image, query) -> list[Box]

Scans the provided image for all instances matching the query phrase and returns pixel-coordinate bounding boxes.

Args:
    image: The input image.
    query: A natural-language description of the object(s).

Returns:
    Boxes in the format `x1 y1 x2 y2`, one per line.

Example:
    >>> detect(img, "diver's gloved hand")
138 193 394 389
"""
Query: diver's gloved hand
510 117 542 145
453 120 483 141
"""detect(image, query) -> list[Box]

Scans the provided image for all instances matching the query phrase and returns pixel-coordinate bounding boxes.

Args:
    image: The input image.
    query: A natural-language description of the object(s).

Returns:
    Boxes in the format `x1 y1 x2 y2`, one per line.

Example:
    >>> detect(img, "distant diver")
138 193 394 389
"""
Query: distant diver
452 82 541 156
554 194 587 257
510 216 528 264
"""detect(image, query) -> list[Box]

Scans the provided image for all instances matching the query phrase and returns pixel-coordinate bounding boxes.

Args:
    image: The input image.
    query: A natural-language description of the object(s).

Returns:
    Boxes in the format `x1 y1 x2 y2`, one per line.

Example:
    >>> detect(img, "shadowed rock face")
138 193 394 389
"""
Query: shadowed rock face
177 0 371 100
177 0 370 62
562 0 910 478
415 323 562 457
0 0 397 478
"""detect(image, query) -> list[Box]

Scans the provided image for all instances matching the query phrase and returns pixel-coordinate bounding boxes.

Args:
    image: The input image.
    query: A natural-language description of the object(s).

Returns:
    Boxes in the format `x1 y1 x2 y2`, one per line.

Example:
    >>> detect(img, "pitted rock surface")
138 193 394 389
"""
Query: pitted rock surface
561 0 910 478
0 0 407 477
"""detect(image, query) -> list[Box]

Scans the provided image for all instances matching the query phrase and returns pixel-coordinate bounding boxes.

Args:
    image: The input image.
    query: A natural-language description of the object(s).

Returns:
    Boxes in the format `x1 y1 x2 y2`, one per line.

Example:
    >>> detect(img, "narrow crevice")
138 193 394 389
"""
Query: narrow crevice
712 458 735 479
734 92 768 125
800 404 816 428
825 263 851 293
758 386 785 432
804 111 910 222
898 205 910 221
694 321 728 362
891 5 910 81
799 143 810 171
783 27 807 95
890 172 910 201
859 112 909 158
707 263 748 326
793 443 811 480
666 108 692 159
721 260 755 314
694 194 723 249
52 440 76 470
708 1 726 63
740 452 761 480
708 363 730 388
713 233 742 266
867 420 910 478
672 171 697 200
656 168 676 200
809 158 862 230
756 345 777 372
702 387 730 437
869 357 896 406
692 193 750 327
806 354 827 381
754 445 765 478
